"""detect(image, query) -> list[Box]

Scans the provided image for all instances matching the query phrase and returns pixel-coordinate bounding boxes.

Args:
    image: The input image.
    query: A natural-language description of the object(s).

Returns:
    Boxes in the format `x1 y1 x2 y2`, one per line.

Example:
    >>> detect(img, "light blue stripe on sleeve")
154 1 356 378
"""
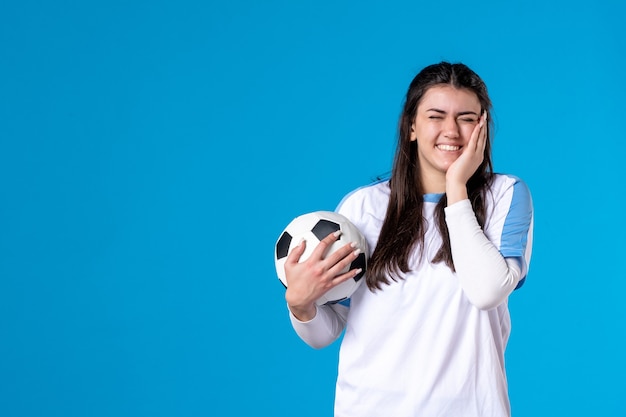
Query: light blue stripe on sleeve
499 178 533 289
500 178 533 259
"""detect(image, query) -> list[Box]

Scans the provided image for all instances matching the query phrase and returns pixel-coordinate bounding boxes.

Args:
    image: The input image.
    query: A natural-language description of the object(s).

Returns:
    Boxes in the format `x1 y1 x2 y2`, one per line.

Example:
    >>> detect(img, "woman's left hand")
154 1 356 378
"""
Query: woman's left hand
446 111 487 203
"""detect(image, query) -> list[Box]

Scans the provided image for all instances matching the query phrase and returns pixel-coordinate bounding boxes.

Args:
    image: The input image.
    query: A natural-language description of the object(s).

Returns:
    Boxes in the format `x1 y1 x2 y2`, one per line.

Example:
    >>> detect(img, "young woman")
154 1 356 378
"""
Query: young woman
283 62 534 417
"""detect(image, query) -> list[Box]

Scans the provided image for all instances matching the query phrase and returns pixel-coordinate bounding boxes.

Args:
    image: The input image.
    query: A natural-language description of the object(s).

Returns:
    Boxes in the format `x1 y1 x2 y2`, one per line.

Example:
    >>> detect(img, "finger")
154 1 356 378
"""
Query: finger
331 267 364 286
478 111 488 154
323 240 359 266
468 111 486 153
309 229 342 260
285 238 306 265
325 243 362 276
467 116 483 152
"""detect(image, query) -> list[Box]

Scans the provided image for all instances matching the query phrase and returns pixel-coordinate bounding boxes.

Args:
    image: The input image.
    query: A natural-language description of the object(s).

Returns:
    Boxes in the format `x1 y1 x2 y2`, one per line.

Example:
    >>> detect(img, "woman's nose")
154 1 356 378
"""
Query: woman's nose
442 117 460 138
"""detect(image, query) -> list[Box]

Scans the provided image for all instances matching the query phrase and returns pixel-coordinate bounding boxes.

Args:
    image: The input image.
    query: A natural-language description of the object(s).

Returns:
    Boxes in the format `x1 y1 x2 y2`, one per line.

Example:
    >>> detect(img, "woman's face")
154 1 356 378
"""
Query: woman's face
410 85 482 189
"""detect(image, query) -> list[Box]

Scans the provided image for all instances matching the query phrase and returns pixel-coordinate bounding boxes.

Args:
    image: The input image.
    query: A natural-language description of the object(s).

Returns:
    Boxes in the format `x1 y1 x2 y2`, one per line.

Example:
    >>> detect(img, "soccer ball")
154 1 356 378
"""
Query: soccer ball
274 211 368 305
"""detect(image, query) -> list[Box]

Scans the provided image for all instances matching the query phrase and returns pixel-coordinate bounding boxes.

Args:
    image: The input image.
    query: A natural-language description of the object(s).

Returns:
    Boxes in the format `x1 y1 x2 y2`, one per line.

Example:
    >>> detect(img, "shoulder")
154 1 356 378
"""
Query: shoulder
334 179 390 237
488 174 532 208
490 173 530 191
335 179 390 215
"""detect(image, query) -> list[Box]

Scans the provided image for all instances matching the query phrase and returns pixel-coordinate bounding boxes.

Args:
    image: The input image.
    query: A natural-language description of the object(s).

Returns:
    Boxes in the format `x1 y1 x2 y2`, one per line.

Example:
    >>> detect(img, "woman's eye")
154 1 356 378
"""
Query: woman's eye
460 118 477 123
428 116 443 119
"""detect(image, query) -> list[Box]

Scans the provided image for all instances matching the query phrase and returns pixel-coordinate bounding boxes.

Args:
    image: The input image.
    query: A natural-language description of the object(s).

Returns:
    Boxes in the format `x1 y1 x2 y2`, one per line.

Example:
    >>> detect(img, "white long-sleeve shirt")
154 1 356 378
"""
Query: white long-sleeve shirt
289 174 533 417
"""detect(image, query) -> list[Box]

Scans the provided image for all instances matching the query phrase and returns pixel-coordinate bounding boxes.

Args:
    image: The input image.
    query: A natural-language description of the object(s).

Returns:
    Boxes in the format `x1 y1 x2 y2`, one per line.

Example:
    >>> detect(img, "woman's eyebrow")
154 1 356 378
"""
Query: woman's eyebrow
425 108 479 116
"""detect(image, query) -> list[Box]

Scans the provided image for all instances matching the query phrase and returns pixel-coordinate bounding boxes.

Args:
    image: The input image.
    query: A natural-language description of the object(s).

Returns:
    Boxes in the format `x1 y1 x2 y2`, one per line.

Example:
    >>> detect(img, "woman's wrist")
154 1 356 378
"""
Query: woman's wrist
287 302 317 322
445 181 468 205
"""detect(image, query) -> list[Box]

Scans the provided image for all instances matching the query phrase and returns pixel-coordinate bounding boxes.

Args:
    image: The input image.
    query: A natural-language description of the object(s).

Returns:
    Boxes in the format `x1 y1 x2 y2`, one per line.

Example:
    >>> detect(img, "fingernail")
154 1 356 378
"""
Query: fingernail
350 241 358 248
333 230 342 238
354 268 362 275
297 238 305 246
353 248 361 256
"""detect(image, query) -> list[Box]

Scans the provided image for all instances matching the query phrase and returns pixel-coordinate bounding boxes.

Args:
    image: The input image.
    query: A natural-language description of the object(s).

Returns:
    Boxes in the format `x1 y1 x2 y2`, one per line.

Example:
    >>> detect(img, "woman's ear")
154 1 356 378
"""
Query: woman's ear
410 122 417 142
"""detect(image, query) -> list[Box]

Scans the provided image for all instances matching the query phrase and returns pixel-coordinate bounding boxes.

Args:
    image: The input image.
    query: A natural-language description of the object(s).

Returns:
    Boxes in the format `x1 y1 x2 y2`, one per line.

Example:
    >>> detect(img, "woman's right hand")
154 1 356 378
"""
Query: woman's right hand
284 230 363 321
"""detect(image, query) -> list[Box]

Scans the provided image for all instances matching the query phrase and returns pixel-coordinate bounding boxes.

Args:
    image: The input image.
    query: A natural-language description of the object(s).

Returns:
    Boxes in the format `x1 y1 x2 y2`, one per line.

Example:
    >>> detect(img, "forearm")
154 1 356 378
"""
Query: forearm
289 303 348 349
445 180 469 205
445 199 521 310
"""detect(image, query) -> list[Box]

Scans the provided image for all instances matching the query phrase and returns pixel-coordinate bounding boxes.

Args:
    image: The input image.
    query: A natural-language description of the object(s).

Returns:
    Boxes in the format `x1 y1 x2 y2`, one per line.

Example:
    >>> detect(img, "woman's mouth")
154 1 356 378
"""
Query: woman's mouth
436 144 461 151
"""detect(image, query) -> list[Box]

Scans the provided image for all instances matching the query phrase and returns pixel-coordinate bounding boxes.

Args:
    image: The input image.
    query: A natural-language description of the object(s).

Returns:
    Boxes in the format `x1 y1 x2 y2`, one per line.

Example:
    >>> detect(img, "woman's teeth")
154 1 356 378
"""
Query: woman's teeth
437 144 460 151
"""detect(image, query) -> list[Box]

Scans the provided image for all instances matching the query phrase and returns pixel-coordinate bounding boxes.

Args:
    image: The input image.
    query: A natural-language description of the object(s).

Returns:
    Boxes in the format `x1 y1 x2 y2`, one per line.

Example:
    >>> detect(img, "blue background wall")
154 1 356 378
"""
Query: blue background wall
1 0 624 416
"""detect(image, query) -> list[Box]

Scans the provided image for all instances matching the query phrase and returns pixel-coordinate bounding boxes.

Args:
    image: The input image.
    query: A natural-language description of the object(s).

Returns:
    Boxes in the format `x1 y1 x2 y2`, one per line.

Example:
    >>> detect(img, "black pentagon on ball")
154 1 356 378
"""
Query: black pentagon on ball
311 219 341 241
276 231 293 259
350 252 367 282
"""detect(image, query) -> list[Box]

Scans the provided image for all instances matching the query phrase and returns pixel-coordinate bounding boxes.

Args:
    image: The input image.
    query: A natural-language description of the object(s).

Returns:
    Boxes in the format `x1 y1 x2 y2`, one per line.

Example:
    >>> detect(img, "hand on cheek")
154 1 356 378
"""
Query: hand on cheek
446 111 487 204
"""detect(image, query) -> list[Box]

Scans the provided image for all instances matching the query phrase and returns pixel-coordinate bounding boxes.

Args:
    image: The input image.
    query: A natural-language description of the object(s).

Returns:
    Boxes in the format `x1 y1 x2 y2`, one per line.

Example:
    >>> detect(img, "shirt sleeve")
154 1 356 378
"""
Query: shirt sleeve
445 199 525 310
486 177 534 284
288 303 349 349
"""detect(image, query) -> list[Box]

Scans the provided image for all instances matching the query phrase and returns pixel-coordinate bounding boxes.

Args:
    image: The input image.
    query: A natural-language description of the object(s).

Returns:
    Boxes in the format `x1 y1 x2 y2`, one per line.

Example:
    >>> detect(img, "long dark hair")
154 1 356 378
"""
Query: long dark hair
367 62 494 290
